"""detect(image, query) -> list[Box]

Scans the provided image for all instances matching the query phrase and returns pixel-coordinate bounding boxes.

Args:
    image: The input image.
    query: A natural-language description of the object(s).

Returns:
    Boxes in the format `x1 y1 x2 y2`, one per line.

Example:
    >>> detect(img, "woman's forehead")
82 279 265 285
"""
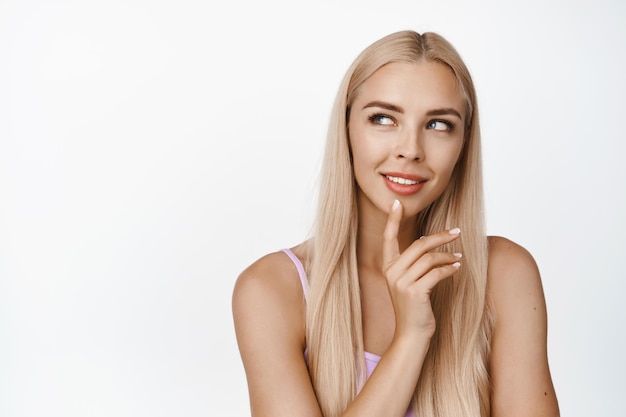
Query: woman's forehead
352 62 465 115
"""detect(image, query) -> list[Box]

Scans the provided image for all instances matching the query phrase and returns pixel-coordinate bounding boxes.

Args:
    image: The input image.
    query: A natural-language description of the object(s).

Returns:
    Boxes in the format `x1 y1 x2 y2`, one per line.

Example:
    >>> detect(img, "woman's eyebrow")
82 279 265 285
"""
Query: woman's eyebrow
362 101 462 120
426 108 463 120
362 101 404 113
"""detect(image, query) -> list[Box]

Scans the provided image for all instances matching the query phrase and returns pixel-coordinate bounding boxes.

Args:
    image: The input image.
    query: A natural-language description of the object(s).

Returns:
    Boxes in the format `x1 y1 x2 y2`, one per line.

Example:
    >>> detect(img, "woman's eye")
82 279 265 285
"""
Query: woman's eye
427 120 453 131
369 114 395 126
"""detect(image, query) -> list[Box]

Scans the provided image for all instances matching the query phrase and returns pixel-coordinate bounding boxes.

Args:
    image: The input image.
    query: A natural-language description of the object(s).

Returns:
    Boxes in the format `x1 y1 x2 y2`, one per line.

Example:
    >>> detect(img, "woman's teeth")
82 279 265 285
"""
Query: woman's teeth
385 175 418 185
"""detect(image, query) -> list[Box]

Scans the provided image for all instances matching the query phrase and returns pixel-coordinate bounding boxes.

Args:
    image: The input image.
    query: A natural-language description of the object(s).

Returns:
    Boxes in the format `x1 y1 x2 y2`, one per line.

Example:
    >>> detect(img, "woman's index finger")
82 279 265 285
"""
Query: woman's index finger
382 199 402 267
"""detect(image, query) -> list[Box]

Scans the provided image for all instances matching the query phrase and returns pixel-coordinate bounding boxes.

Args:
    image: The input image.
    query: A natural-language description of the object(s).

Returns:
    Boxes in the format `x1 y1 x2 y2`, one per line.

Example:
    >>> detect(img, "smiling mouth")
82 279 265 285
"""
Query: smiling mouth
381 173 428 196
383 174 425 185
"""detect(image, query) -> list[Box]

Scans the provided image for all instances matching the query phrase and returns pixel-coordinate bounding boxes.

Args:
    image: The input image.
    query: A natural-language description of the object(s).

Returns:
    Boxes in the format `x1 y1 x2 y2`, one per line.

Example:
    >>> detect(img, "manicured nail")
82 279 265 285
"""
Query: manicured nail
454 253 462 258
452 262 461 268
392 199 400 212
449 227 461 235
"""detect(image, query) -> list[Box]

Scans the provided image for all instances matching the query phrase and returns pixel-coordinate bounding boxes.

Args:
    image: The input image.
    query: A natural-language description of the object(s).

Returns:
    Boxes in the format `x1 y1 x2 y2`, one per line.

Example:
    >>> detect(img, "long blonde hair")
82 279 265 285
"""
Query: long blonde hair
306 31 492 417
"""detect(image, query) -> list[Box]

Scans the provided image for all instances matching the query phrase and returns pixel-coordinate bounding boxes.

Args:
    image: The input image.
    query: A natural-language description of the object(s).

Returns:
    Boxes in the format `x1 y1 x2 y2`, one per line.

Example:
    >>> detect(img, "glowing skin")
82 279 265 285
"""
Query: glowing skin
348 61 466 222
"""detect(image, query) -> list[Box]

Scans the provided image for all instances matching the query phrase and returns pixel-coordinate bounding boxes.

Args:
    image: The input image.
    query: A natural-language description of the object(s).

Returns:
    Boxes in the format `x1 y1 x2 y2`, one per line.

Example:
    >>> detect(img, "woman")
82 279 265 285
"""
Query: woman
232 30 559 417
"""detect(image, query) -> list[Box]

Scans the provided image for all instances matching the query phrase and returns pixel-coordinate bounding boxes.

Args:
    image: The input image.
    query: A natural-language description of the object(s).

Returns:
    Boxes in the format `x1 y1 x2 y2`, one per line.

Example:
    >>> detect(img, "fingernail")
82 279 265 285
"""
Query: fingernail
392 199 400 212
452 262 461 268
449 227 461 235
454 253 462 258
419 235 425 240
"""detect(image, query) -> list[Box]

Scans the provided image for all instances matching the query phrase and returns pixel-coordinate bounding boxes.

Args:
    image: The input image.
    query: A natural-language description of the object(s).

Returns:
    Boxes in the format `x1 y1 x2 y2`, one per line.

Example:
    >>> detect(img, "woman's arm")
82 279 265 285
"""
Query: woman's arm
232 251 440 417
233 252 323 417
488 236 560 417
232 251 431 417
233 201 462 417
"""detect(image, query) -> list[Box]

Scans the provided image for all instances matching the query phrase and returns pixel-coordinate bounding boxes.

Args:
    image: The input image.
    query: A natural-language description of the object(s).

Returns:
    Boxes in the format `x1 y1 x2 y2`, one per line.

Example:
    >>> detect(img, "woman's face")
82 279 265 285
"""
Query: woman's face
348 61 466 220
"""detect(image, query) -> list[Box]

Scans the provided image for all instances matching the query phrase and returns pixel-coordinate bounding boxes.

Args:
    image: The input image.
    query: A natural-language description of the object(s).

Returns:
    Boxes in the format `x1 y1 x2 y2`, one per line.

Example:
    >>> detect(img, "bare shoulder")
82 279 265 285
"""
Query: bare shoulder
233 248 305 300
487 235 544 313
232 244 322 416
487 235 540 279
487 236 560 417
232 245 308 346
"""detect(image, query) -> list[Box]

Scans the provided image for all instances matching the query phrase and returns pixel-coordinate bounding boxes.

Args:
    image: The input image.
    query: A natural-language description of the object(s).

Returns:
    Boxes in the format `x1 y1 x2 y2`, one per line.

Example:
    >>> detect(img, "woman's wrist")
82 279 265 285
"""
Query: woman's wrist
388 330 432 359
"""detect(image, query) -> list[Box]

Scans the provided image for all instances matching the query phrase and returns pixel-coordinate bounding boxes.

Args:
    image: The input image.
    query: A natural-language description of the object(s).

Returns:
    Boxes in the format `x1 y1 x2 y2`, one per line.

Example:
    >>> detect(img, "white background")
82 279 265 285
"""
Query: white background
1 0 624 416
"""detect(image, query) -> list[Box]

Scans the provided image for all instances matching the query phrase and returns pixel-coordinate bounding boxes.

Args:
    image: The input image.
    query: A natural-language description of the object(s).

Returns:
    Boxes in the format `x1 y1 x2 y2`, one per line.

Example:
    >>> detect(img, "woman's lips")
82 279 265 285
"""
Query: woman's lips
382 173 427 196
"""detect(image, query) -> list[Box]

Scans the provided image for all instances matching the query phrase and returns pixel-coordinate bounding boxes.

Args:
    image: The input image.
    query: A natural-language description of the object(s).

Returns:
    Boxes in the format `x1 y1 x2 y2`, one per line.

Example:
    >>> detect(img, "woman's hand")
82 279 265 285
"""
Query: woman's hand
382 199 462 339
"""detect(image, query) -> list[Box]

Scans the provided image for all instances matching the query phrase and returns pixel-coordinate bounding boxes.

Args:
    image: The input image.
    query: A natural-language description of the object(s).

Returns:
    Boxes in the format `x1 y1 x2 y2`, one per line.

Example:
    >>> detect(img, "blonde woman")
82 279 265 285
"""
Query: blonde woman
232 30 559 417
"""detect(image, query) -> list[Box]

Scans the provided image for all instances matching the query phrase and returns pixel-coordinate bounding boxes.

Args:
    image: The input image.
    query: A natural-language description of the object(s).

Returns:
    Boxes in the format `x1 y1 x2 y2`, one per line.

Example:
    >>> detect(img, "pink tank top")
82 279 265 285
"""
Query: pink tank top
281 248 415 417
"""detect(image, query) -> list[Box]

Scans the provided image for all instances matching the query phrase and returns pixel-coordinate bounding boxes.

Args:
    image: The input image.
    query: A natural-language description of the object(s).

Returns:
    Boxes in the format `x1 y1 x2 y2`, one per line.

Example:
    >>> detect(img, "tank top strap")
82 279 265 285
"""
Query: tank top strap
281 248 309 303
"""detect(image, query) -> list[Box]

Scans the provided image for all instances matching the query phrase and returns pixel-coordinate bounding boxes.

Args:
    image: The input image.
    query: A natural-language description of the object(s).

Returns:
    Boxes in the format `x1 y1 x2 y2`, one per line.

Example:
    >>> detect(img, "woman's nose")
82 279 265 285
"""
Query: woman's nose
395 127 423 160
